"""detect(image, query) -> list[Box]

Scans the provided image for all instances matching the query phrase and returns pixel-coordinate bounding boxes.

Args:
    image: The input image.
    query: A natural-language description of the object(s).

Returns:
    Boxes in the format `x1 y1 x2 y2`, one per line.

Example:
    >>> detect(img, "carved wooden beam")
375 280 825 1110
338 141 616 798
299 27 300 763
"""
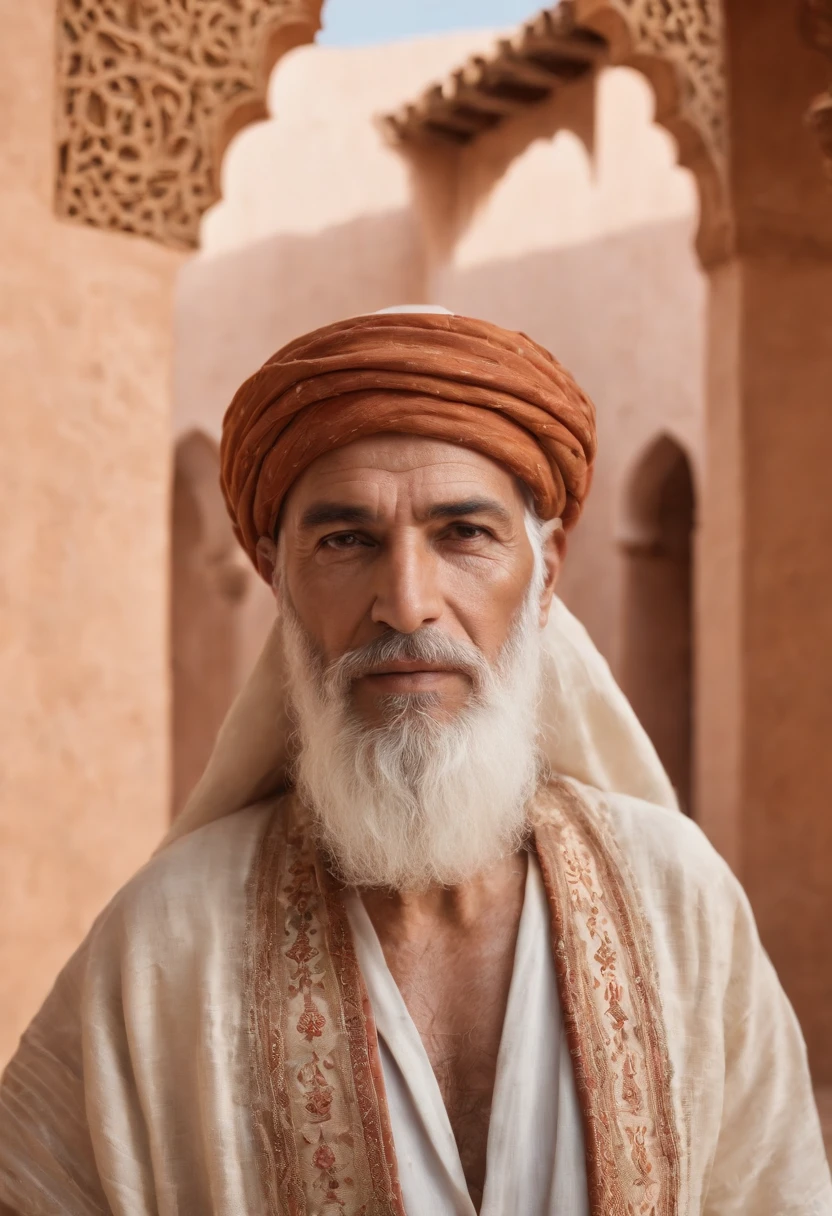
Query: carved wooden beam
381 5 607 147
55 0 323 249
381 1 728 265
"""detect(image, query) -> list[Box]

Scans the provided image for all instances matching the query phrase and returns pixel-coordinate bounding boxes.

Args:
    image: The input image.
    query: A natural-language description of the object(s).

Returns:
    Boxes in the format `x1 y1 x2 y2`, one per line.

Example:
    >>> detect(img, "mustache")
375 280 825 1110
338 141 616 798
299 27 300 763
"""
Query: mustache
325 627 491 695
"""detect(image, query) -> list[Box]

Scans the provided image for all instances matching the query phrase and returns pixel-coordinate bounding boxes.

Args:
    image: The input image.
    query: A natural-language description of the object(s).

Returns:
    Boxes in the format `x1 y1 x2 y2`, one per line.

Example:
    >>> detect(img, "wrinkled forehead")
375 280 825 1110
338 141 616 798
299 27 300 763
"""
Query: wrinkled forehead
280 433 531 527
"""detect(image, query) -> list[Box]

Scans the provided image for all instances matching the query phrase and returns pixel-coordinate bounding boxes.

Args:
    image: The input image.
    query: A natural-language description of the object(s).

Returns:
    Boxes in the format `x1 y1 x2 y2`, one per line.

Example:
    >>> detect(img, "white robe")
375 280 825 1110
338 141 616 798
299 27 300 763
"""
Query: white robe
0 785 830 1215
346 855 590 1216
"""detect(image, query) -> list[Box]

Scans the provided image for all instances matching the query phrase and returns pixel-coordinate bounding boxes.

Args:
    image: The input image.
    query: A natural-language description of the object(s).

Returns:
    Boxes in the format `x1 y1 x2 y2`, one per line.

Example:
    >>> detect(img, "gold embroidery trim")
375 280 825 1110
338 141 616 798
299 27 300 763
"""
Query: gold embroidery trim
534 779 682 1216
246 795 403 1215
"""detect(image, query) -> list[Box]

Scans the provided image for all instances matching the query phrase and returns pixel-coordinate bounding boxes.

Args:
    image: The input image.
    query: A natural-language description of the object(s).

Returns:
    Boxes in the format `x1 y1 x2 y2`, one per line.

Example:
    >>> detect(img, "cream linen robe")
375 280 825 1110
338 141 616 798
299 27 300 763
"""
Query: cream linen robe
1 780 830 1216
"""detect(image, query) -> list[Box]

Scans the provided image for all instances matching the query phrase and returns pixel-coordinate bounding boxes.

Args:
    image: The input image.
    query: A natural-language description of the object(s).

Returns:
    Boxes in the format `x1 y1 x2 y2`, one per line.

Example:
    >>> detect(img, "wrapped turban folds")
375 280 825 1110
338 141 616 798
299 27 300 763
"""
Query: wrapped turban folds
220 310 597 568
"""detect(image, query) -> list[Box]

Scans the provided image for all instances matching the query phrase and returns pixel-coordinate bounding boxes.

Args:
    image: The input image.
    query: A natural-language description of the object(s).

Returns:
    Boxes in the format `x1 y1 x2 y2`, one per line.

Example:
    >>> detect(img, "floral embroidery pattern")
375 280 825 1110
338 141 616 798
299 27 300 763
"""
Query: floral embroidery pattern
297 1056 335 1123
284 854 327 1045
621 1052 644 1116
246 795 403 1214
534 779 681 1216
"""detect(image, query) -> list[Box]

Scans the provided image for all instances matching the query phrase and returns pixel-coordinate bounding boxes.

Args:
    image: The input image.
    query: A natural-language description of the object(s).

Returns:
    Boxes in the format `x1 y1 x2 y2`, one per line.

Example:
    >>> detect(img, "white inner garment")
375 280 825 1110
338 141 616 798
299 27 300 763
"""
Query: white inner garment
346 853 590 1216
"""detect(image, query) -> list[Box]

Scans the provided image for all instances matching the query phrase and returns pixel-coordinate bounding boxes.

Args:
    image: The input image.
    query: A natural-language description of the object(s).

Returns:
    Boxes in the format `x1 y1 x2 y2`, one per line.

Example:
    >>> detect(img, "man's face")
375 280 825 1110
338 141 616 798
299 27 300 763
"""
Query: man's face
258 435 563 726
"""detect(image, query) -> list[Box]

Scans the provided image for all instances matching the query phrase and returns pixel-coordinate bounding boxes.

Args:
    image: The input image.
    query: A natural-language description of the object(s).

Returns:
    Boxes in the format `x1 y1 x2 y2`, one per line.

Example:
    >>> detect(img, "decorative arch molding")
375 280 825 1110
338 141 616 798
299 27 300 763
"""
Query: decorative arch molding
55 0 324 249
572 0 730 265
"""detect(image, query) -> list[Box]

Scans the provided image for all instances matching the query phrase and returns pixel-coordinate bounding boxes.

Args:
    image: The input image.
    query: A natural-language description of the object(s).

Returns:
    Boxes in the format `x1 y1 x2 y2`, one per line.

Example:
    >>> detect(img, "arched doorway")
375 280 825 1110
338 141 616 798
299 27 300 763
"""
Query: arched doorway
619 435 696 814
170 432 251 819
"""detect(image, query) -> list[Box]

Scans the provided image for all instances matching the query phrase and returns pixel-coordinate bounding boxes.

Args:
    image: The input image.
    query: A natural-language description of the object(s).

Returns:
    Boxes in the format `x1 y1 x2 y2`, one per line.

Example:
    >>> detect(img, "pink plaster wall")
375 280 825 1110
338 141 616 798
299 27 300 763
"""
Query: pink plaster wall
0 1 180 1063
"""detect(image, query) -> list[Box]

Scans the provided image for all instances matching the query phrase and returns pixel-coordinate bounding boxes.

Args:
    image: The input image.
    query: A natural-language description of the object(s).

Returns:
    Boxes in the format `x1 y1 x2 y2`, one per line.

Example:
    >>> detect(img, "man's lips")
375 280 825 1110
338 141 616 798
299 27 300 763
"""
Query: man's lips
360 660 459 677
354 662 469 689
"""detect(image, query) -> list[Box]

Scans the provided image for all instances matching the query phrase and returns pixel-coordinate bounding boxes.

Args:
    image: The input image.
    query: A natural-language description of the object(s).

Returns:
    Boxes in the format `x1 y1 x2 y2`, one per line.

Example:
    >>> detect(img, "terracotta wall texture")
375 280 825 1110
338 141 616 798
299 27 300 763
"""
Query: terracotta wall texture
0 0 181 1063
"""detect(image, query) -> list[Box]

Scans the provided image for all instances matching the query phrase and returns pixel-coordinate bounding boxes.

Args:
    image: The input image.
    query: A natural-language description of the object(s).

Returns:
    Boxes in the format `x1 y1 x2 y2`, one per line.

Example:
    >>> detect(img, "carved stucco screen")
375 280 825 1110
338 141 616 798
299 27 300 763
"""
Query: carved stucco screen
55 0 323 249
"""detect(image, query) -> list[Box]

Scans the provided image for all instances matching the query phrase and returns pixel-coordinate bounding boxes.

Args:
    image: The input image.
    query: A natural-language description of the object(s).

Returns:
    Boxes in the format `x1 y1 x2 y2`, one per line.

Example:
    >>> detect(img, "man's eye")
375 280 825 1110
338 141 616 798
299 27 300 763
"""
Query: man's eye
322 532 367 549
450 523 487 540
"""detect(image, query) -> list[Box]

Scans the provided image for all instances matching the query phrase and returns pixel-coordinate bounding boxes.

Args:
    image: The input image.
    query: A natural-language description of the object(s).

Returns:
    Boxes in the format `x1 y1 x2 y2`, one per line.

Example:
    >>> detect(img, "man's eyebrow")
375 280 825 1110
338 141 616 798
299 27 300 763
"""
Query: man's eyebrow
299 502 376 529
426 498 512 524
298 497 513 530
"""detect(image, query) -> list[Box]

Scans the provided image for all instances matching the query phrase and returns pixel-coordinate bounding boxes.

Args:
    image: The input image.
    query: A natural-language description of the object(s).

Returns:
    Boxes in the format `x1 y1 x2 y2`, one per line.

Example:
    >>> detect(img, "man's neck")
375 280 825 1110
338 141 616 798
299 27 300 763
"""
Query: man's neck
359 848 528 941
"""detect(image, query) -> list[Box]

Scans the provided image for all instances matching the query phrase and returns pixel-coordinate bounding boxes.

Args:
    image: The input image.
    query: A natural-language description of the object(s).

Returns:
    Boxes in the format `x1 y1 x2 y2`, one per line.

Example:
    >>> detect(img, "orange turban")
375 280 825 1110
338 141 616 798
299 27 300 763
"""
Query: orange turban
220 311 596 567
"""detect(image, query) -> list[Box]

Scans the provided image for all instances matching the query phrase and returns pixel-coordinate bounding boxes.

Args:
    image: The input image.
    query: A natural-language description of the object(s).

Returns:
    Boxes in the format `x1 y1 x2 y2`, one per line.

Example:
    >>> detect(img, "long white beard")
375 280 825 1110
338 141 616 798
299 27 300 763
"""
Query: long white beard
280 590 544 891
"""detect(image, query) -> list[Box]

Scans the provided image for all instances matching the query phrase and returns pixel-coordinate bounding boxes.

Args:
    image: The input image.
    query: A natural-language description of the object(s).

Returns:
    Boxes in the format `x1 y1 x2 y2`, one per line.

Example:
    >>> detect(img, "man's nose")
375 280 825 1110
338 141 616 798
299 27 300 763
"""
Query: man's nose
370 536 443 634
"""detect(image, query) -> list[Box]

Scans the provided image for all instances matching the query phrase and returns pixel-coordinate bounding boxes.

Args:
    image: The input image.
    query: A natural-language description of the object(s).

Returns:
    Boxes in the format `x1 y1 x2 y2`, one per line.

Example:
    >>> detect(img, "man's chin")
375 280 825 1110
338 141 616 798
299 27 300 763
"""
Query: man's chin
351 689 467 728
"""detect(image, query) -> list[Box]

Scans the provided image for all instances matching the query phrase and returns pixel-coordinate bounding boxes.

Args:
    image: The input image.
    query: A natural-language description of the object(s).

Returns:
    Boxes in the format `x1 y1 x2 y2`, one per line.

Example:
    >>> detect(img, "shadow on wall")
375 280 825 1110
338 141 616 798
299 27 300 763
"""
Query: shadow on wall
403 70 596 266
174 207 427 441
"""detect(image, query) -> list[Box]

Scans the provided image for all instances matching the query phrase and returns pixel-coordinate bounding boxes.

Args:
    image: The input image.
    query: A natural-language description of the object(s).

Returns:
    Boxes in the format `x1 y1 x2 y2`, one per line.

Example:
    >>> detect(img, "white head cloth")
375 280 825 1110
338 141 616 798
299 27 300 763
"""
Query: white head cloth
163 305 677 848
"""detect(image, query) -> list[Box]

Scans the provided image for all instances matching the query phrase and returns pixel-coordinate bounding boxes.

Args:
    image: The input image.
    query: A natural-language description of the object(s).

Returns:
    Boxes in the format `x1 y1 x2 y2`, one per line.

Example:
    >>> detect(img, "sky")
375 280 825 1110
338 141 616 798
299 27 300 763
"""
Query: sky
317 0 542 47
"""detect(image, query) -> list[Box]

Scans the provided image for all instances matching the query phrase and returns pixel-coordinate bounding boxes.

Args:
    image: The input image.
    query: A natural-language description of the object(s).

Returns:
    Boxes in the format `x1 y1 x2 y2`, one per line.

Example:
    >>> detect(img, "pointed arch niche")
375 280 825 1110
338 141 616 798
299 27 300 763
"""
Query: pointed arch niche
618 435 696 815
170 431 274 818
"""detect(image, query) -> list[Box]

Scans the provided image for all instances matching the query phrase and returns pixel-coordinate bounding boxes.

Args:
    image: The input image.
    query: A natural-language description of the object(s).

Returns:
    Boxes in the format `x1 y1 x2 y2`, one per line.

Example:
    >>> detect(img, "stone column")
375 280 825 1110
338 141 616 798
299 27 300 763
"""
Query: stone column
696 0 832 1080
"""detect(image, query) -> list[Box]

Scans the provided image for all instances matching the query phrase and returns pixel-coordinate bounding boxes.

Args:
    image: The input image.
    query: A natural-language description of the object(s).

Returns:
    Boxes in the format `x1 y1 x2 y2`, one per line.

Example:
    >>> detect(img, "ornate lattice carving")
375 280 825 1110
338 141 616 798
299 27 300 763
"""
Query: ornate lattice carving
574 0 728 262
587 1 724 166
55 0 322 249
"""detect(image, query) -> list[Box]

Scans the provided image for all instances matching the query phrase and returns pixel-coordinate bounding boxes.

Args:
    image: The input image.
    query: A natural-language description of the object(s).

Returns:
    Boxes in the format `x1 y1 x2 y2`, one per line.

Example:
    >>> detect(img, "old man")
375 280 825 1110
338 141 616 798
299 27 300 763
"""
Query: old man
0 307 830 1215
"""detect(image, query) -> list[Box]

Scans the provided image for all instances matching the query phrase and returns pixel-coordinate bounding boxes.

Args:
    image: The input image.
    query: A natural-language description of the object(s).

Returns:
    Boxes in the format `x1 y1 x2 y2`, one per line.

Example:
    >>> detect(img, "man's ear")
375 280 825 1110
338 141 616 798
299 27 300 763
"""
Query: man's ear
255 537 279 592
538 524 567 628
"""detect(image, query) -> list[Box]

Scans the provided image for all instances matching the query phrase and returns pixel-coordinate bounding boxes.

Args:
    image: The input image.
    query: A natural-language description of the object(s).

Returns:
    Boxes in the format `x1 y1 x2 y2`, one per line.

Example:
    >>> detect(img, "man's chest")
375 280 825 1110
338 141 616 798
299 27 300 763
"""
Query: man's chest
390 950 517 1206
418 1017 501 1205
